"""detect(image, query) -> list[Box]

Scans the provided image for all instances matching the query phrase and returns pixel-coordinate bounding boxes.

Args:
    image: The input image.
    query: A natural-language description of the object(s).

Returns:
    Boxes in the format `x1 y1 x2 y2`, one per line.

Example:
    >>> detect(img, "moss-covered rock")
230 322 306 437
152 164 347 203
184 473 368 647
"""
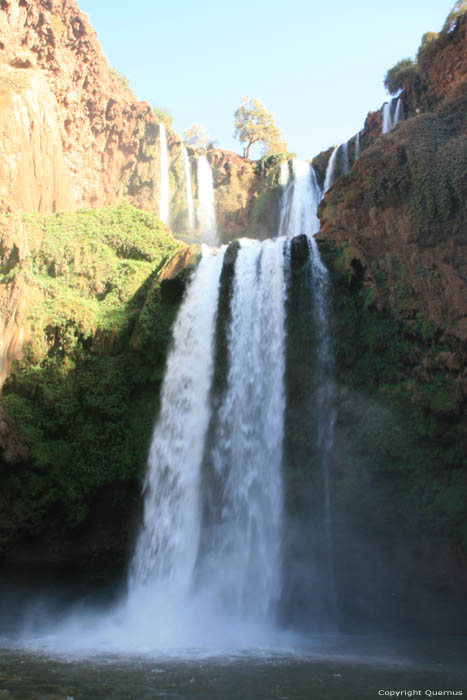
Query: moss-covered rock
0 204 194 572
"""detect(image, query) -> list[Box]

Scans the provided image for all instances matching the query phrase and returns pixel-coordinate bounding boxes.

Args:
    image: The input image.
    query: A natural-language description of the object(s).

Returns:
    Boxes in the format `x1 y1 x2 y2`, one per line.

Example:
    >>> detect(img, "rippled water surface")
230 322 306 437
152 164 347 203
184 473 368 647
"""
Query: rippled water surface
0 637 466 700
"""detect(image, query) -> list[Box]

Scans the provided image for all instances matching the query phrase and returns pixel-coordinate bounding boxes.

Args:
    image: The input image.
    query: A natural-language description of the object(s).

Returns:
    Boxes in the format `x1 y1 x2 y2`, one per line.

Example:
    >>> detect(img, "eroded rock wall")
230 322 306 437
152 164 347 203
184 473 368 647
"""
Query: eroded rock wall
0 0 160 212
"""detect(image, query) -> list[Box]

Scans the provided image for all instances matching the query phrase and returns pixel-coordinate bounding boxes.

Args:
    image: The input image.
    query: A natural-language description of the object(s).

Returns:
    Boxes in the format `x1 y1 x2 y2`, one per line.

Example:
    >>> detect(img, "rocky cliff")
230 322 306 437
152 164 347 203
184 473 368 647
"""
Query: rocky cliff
312 10 467 632
0 0 162 213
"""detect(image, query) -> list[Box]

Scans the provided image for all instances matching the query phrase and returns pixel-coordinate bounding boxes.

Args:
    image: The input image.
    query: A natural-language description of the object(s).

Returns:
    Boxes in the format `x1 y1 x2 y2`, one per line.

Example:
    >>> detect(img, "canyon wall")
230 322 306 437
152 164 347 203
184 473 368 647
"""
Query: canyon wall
0 0 163 213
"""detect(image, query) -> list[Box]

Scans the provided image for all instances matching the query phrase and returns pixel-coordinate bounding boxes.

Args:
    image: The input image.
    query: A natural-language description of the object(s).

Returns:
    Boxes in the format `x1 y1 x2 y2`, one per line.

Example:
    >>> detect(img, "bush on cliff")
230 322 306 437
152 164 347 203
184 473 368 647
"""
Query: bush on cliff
384 58 421 95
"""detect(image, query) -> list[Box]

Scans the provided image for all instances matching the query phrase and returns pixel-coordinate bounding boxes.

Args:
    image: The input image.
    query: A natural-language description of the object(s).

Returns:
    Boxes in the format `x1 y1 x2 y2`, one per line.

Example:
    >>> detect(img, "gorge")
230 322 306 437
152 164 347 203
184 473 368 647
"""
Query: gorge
0 0 466 694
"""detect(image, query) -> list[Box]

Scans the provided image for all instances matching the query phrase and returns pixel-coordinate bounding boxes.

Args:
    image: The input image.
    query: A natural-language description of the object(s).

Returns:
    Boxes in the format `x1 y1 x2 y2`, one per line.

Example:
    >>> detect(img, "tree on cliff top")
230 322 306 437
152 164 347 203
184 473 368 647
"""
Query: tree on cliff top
234 97 287 159
183 123 210 152
384 58 421 95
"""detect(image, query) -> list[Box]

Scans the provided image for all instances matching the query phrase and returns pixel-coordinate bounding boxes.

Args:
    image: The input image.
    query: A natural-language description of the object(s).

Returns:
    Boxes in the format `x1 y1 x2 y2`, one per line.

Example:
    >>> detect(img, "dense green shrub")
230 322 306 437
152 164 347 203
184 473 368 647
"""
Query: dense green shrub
153 106 173 129
384 58 421 95
1 205 182 531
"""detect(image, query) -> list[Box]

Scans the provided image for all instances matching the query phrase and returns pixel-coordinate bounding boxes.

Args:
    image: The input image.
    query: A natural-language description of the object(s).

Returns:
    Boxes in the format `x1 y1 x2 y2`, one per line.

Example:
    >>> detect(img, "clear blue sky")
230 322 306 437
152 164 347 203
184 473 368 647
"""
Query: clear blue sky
77 0 452 159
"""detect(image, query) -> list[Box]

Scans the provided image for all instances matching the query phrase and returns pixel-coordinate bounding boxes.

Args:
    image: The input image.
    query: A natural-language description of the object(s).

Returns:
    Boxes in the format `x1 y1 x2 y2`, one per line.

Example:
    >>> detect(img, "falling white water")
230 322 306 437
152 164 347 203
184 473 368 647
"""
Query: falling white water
355 132 361 161
382 101 392 134
394 98 403 125
197 155 218 245
342 141 349 176
323 145 339 192
182 145 194 231
125 235 286 639
278 150 337 627
129 247 225 597
198 238 287 620
279 159 321 238
382 97 403 135
280 160 290 187
159 123 169 224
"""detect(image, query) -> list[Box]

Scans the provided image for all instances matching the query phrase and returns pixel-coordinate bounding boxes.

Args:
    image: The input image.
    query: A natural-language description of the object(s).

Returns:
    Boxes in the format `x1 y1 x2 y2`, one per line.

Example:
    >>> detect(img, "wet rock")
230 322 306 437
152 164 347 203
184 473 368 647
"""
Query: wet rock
289 234 310 272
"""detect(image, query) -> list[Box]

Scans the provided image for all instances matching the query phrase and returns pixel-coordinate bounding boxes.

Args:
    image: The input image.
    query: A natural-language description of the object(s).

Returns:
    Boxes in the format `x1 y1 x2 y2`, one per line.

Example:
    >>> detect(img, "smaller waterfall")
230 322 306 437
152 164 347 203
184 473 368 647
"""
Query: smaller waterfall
341 141 349 176
182 145 194 231
278 151 338 629
382 101 392 134
394 98 404 125
290 159 321 237
159 124 169 224
355 132 360 161
382 97 403 134
280 160 289 187
323 145 339 192
197 156 218 246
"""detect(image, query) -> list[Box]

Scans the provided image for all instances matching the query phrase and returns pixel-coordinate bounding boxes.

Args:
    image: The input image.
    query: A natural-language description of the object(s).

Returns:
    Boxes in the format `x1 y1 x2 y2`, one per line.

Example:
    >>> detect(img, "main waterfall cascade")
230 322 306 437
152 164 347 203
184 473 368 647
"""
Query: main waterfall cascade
120 236 288 647
124 155 338 643
159 123 169 224
15 150 342 652
196 238 287 618
119 150 341 647
197 155 218 245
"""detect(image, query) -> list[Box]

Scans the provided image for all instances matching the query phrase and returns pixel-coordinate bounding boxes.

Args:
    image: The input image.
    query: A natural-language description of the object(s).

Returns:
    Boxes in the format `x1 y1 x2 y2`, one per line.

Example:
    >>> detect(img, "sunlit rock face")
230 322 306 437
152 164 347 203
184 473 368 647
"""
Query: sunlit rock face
0 0 164 213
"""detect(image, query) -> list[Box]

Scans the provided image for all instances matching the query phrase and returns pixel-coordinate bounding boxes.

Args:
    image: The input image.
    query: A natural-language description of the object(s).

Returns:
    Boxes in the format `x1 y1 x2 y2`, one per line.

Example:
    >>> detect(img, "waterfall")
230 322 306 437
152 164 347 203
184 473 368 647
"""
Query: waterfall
279 158 321 238
159 123 169 224
182 145 194 232
197 155 218 245
280 160 289 187
382 101 392 134
323 145 339 192
198 238 287 619
382 97 403 134
129 247 225 597
126 233 287 639
278 155 337 629
394 97 403 125
355 132 360 161
342 141 349 175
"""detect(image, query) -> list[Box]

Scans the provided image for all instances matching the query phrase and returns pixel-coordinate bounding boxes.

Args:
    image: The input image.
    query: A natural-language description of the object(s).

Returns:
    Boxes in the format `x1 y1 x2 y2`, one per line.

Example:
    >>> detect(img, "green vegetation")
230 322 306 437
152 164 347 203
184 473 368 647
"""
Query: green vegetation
183 123 210 152
234 97 287 159
1 204 183 536
318 238 467 554
417 1 466 72
153 106 173 129
384 58 421 95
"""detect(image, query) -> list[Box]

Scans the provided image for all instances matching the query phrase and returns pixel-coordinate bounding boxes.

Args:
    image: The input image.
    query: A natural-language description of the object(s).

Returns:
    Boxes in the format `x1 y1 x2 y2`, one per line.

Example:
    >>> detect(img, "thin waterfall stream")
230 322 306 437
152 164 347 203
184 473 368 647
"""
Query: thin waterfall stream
197 155 218 245
159 123 169 224
279 157 338 628
182 145 194 231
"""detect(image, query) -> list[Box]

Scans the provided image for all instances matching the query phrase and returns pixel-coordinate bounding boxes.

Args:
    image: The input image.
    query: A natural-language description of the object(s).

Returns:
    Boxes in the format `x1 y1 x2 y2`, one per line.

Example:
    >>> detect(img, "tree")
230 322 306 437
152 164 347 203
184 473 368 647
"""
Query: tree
384 58 421 95
183 123 210 151
153 106 173 129
234 97 287 159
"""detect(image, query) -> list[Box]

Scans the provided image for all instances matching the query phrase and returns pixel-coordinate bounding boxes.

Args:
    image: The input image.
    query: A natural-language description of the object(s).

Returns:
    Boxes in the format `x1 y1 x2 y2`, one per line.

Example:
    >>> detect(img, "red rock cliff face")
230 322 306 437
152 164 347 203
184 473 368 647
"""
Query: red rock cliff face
0 0 161 214
319 16 467 345
421 14 467 106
